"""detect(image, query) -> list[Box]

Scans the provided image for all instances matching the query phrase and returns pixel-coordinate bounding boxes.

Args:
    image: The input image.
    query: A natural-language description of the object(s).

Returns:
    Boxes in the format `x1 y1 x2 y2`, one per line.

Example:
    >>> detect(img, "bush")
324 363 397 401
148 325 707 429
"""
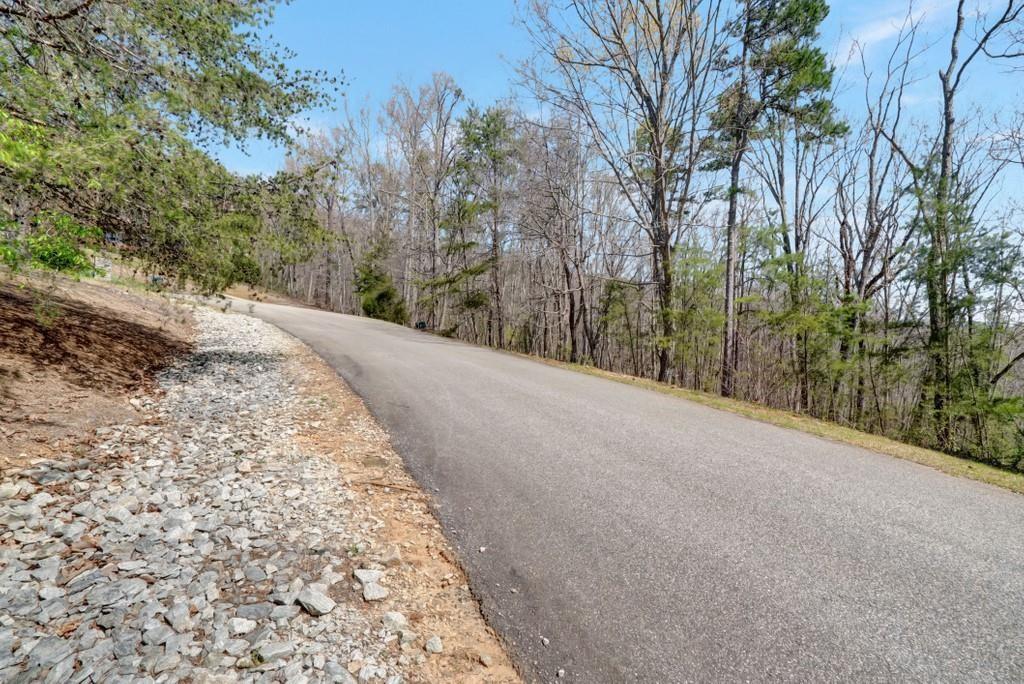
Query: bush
355 246 408 325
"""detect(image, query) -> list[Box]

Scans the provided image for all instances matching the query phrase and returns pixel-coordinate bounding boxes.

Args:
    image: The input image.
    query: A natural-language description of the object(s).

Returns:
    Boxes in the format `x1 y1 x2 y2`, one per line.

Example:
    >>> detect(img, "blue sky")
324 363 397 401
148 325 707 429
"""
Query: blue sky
217 0 530 174
216 0 1021 176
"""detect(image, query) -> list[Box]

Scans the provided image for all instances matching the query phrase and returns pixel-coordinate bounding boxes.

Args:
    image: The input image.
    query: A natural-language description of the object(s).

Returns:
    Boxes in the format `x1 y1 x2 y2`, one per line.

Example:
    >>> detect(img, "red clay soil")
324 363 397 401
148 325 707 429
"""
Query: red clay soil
0 276 192 470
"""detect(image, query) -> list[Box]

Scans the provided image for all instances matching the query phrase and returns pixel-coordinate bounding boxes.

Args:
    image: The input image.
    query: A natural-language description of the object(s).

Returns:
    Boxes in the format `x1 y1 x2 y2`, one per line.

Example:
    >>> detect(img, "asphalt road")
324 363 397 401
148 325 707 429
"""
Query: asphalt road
242 300 1024 683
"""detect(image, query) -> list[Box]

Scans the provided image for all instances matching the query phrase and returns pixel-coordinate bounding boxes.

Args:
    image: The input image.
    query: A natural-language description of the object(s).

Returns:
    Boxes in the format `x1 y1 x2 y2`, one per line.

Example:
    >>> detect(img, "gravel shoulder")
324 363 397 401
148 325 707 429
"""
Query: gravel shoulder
0 297 518 683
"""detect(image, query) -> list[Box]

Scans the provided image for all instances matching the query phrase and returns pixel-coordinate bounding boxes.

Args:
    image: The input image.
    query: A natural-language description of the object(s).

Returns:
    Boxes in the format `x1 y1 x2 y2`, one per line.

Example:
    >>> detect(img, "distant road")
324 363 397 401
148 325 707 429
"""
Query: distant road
244 299 1024 682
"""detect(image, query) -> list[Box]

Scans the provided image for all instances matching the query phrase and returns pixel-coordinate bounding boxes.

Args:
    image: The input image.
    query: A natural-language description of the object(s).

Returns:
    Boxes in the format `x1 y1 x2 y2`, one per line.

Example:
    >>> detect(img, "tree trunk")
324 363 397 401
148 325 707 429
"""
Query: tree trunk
721 145 743 397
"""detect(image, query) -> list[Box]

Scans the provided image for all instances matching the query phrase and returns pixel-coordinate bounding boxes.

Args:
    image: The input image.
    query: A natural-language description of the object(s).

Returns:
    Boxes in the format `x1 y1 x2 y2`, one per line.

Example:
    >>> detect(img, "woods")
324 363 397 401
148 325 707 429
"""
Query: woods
264 0 1024 470
1 0 1022 471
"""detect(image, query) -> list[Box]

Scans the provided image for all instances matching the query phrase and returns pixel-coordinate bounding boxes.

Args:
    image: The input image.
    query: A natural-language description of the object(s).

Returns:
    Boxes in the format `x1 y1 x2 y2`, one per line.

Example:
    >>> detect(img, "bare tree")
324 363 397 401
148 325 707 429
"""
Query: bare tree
520 0 726 382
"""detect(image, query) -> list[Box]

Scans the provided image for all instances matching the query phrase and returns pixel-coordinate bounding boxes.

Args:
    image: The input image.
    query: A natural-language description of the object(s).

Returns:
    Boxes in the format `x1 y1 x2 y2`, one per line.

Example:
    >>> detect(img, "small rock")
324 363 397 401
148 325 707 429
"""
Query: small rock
165 601 192 632
382 611 407 632
380 547 402 566
352 568 383 586
424 635 443 654
243 564 267 582
104 506 132 524
236 602 274 620
143 624 175 646
38 586 65 601
362 583 389 602
28 636 74 667
256 640 295 662
224 638 250 656
228 617 257 636
296 588 335 616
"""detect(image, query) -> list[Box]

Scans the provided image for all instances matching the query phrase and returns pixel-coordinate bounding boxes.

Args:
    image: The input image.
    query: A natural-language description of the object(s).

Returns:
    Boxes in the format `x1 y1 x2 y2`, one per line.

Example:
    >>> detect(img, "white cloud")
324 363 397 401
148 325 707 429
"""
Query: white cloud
837 0 954 66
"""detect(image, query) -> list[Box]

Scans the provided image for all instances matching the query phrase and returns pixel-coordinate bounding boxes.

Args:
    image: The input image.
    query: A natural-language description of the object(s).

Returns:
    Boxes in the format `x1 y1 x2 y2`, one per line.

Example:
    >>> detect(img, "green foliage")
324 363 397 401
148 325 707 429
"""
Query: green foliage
417 107 514 329
670 243 725 387
710 0 844 160
355 242 409 325
458 106 517 189
1 212 100 275
0 0 331 290
27 213 101 274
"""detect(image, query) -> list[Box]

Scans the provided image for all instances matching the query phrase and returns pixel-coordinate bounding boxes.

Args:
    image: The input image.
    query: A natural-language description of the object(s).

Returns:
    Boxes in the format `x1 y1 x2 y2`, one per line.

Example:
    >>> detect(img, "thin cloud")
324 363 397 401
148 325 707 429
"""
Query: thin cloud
837 0 953 66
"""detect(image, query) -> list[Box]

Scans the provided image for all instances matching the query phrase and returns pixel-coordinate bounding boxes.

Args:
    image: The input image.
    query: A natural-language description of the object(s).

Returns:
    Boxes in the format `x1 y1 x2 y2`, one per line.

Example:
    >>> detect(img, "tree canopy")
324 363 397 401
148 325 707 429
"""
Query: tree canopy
0 0 332 290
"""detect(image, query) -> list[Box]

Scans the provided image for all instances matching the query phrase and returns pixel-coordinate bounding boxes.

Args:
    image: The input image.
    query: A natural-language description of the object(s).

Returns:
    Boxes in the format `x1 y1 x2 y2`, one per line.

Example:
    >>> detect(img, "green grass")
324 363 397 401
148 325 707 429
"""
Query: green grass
523 355 1024 496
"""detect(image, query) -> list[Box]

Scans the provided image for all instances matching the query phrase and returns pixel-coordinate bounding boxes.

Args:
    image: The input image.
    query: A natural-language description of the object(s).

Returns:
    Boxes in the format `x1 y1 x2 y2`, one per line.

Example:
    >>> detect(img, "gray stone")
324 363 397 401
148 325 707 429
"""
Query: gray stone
85 582 125 607
270 605 300 620
143 623 174 646
224 638 250 657
30 560 60 583
361 583 389 602
296 588 335 616
111 628 141 658
104 506 133 524
324 660 358 684
37 586 64 601
256 641 294 662
28 637 74 668
165 601 192 632
152 652 181 674
352 568 383 586
243 564 267 582
236 602 274 620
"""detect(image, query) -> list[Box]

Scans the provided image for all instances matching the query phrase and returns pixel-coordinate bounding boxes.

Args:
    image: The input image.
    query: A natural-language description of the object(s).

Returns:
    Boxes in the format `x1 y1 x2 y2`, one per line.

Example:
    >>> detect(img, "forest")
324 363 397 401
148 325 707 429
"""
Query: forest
265 0 1024 470
3 0 1024 471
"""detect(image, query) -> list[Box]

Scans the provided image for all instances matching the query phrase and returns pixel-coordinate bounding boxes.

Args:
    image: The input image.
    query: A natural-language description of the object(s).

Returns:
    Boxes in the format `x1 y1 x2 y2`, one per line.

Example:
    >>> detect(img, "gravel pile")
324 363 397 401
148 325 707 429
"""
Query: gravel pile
0 308 422 683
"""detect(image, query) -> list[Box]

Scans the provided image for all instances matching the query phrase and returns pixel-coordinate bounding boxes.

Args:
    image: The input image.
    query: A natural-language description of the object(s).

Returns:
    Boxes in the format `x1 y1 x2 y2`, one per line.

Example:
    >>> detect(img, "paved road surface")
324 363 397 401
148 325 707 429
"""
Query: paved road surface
242 300 1024 682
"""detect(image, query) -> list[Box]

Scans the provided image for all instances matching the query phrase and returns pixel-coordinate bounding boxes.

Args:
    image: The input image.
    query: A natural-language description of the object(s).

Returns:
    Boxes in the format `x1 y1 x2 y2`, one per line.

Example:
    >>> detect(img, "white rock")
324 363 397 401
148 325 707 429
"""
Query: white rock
381 611 407 632
424 635 443 654
228 617 257 636
362 583 389 602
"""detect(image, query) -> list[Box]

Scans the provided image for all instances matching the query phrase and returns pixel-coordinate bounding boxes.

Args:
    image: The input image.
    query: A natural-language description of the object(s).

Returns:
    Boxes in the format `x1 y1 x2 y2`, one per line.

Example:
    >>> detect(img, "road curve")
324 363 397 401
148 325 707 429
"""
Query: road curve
242 300 1024 682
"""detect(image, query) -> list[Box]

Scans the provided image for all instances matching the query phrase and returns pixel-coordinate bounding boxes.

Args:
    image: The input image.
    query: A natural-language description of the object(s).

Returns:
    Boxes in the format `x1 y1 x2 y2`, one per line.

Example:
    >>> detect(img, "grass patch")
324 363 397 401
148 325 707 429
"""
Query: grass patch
525 356 1024 496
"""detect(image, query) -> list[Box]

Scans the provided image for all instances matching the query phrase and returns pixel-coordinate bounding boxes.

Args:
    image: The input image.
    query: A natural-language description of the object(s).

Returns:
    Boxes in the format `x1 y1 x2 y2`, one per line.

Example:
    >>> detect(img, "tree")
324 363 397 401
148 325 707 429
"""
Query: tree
272 3 1024 471
355 240 409 325
712 0 838 397
521 0 727 382
881 0 1024 451
458 106 518 348
0 0 332 288
386 74 464 328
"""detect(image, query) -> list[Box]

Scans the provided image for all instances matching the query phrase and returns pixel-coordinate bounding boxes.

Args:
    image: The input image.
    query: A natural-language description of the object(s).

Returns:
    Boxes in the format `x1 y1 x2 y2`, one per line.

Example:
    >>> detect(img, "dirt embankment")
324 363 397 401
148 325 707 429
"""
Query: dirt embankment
0 276 192 471
0 275 520 682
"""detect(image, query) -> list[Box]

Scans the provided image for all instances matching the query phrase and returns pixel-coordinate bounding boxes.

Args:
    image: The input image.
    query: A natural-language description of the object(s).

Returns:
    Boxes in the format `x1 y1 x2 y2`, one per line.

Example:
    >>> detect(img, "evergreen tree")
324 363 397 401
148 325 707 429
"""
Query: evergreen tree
712 0 840 397
355 241 409 325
